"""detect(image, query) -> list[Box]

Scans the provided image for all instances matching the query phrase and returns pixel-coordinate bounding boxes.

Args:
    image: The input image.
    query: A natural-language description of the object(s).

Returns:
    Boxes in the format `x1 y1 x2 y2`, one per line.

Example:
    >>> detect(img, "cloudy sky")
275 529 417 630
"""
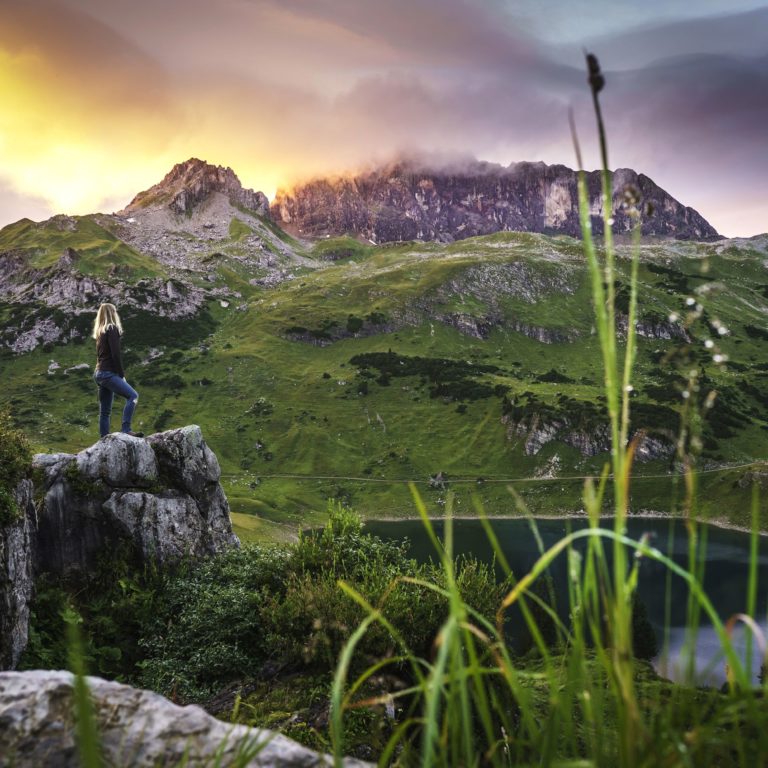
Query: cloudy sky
1 0 766 236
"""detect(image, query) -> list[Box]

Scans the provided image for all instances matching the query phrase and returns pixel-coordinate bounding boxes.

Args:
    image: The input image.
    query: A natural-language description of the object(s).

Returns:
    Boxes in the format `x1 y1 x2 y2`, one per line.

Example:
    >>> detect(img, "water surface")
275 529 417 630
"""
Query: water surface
365 516 768 686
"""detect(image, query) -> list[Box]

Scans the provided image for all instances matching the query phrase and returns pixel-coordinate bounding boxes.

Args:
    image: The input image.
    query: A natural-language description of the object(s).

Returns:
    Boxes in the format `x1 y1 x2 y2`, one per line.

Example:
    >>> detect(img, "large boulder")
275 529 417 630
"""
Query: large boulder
32 426 239 575
0 670 372 767
0 481 35 670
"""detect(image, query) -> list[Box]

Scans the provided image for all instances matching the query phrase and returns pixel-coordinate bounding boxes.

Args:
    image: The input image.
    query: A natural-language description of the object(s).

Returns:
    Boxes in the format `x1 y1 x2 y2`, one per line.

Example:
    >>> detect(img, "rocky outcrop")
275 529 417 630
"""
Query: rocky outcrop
32 426 239 576
0 235 207 354
0 670 371 767
0 281 206 355
0 482 35 670
272 158 719 243
617 314 690 342
435 312 573 343
503 411 675 460
123 158 270 218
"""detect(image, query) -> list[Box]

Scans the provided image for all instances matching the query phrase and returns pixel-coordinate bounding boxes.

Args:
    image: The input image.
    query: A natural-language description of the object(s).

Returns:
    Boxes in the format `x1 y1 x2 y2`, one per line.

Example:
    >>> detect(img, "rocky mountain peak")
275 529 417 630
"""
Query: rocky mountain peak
121 158 269 217
272 156 719 242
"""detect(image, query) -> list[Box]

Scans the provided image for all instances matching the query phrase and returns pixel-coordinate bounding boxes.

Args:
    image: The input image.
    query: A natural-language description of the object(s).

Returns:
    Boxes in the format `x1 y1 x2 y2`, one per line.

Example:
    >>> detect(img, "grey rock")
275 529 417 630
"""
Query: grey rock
103 492 208 563
147 425 221 497
63 363 90 375
503 412 674 460
441 261 577 305
123 158 270 218
0 482 35 670
33 461 109 576
0 257 207 354
76 433 159 488
507 319 575 344
0 670 372 767
617 314 689 342
438 312 494 340
32 426 238 576
272 158 719 243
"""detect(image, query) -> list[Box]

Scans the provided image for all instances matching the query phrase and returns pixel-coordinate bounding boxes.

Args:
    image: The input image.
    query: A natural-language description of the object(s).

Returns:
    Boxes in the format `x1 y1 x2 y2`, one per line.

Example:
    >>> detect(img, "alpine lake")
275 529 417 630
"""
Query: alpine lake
364 516 768 687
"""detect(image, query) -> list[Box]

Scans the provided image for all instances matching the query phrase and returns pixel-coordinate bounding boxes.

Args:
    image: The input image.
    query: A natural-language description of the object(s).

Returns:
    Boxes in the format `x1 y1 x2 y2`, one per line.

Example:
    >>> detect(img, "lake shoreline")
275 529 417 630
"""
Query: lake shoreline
362 509 768 537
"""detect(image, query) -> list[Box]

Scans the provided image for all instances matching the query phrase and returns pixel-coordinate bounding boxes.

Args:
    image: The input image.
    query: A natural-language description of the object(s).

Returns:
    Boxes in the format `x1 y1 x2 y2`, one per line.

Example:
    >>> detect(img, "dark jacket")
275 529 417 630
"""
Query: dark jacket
96 326 125 378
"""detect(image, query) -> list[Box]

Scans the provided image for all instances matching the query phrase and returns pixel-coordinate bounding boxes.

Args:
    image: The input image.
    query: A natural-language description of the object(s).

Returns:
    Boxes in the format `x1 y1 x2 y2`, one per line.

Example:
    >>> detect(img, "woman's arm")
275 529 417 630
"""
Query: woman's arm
107 326 125 378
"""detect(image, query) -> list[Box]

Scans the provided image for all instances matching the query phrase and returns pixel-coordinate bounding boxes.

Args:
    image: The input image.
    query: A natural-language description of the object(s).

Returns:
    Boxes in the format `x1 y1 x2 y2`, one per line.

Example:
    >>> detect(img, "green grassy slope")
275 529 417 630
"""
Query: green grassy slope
1 231 767 535
0 216 164 279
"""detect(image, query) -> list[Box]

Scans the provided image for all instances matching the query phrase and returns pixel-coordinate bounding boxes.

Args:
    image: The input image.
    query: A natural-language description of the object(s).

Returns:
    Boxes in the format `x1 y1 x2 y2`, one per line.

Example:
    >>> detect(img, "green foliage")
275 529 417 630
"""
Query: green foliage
138 505 504 702
3 220 767 525
312 236 373 261
0 215 163 279
67 619 103 768
536 368 575 384
135 370 186 390
20 553 164 679
0 408 31 526
631 596 658 660
229 217 254 241
63 461 104 498
350 350 505 402
323 54 768 767
745 324 768 341
120 305 217 349
153 408 175 431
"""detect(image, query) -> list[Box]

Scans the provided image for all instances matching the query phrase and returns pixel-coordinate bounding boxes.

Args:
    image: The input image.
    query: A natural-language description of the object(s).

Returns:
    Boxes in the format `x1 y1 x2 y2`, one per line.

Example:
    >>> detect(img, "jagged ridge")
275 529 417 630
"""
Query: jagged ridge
122 158 269 217
272 158 719 242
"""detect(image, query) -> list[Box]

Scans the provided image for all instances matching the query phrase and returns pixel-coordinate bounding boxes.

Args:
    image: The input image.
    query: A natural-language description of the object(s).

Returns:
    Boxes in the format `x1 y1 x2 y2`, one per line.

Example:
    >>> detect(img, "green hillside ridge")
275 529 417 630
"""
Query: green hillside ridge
0 215 165 280
1 227 767 536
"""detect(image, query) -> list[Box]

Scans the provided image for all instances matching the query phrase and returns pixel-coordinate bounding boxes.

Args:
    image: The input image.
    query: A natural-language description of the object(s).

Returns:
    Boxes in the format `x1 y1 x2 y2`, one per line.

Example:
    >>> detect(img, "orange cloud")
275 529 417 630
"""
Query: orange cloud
0 1 182 213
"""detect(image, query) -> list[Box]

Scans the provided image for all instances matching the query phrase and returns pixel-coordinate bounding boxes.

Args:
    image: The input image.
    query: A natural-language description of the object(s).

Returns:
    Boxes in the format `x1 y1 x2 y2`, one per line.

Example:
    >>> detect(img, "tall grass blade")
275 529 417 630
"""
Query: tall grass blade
66 617 102 768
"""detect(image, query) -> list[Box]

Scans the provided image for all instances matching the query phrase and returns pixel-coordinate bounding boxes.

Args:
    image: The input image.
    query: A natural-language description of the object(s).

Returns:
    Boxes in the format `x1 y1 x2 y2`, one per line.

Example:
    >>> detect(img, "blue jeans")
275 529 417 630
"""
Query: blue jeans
94 371 139 436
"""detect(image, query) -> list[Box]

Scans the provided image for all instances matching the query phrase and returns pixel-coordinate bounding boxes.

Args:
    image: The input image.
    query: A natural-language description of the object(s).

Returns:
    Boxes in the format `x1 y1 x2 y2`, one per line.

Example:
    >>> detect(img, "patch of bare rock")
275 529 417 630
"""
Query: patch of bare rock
0 670 372 767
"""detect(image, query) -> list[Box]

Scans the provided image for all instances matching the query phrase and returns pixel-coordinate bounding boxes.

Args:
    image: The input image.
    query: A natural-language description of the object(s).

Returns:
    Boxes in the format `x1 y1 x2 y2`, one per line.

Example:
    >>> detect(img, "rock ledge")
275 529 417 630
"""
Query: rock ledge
32 425 239 575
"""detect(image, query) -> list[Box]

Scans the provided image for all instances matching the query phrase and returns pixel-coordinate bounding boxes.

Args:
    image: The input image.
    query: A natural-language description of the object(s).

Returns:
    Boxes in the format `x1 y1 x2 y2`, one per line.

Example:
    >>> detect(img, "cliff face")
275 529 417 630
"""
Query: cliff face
0 481 35 670
502 411 674 461
0 244 206 354
0 426 239 670
272 159 719 242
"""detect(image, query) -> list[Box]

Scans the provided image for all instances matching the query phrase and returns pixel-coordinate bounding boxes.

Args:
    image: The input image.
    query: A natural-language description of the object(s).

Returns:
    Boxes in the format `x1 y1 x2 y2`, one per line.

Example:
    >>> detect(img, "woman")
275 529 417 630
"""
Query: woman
92 303 143 438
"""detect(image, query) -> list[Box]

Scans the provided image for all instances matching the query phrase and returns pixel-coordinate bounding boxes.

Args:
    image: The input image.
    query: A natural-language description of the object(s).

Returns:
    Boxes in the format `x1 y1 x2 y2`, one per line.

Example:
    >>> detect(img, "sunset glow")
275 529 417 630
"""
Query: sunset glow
1 0 766 236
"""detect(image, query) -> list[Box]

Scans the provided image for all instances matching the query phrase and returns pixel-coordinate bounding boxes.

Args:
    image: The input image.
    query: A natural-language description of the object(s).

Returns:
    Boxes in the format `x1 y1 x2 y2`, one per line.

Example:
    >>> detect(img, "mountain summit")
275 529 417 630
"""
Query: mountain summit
121 158 269 217
272 158 719 242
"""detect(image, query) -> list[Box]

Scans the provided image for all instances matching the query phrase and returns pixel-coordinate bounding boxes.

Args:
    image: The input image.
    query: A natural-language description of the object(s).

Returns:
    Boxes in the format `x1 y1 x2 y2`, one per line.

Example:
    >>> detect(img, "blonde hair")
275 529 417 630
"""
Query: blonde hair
92 303 123 339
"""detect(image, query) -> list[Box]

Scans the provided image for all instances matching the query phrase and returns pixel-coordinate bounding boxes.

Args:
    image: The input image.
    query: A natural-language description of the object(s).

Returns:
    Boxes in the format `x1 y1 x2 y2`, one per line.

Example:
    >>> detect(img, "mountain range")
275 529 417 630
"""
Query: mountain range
272 157 719 242
0 158 765 537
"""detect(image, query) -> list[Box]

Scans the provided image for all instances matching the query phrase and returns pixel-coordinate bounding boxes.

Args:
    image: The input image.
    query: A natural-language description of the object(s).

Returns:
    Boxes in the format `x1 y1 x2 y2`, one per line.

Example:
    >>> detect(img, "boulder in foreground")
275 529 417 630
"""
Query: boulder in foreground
0 670 372 767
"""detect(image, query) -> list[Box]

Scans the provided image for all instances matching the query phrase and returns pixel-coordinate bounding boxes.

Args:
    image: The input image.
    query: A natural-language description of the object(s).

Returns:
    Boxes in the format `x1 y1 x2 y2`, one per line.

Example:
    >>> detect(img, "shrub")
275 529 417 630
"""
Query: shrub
537 369 575 384
0 408 32 526
20 550 164 678
153 409 175 431
138 505 505 702
346 315 364 333
350 351 504 402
